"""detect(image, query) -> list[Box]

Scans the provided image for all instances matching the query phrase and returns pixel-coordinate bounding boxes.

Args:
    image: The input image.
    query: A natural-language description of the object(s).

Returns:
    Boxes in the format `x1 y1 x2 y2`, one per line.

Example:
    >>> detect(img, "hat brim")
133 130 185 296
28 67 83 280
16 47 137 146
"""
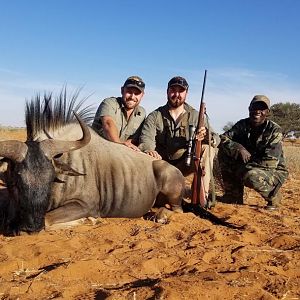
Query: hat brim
168 83 188 90
123 84 144 93
250 100 270 110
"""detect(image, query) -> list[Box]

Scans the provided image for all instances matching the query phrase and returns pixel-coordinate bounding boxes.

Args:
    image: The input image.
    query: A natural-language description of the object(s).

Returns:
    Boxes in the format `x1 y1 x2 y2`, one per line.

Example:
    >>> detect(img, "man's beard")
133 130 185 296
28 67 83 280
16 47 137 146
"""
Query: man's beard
123 98 138 109
168 97 185 108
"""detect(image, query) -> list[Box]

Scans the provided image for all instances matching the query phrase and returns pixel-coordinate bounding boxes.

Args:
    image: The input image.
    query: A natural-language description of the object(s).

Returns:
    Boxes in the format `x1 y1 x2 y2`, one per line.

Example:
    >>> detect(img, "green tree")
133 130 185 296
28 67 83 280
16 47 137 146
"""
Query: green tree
270 102 300 135
222 121 235 132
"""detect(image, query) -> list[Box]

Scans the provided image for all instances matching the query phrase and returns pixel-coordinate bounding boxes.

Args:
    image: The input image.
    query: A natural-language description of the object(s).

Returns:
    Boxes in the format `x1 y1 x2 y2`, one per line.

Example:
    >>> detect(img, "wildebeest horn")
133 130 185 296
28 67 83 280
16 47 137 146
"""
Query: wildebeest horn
0 140 28 162
40 112 91 159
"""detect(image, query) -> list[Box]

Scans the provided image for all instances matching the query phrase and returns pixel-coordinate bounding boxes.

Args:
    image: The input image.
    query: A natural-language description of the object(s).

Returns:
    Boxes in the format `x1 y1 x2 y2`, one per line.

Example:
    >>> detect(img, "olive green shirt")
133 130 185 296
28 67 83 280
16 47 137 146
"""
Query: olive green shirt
92 97 146 143
139 103 219 161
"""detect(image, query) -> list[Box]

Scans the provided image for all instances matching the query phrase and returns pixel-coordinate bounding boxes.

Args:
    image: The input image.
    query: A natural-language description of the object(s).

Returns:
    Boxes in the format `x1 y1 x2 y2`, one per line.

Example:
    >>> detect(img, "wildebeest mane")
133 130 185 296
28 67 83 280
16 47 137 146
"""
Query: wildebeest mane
25 87 94 141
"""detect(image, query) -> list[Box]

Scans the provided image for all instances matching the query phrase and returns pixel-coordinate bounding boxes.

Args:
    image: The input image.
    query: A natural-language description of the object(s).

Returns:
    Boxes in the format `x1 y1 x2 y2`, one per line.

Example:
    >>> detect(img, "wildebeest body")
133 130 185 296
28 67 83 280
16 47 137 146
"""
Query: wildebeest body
0 94 185 234
48 127 183 221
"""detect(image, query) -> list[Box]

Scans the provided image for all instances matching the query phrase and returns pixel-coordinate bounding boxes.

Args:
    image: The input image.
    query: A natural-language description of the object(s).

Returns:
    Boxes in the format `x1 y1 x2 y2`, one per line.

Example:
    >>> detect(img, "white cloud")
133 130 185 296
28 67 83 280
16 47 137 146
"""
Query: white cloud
0 68 299 134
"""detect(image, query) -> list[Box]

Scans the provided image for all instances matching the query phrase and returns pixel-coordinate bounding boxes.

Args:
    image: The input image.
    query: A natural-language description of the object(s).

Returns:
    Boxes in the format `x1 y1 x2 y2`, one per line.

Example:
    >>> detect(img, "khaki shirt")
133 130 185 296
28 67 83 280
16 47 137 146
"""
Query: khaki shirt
92 97 146 142
139 103 219 161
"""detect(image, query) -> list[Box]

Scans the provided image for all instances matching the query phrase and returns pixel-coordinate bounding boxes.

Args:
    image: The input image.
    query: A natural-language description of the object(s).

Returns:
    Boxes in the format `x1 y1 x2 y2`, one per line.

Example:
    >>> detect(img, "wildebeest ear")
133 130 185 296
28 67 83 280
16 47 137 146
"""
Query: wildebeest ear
53 158 86 176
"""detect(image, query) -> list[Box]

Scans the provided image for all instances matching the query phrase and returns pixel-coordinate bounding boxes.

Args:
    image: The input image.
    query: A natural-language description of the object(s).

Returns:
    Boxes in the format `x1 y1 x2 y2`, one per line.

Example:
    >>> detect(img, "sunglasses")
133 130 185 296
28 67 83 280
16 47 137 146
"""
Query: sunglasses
124 79 145 88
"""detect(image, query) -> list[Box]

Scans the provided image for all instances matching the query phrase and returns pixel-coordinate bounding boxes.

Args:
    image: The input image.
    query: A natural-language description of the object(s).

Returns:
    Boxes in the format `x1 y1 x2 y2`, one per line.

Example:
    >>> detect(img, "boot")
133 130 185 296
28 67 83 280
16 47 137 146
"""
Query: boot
265 191 282 210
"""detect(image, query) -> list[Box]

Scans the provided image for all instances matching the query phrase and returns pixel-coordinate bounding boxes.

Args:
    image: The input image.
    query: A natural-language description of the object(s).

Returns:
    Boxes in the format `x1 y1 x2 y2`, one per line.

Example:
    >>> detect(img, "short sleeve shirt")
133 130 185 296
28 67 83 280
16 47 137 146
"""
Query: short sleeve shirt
92 97 146 142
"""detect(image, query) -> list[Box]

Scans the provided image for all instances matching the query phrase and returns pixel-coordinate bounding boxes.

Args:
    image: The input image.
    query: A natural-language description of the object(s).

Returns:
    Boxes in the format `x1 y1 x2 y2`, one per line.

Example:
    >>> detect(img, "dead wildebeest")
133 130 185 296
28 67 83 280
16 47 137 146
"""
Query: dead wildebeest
0 90 185 235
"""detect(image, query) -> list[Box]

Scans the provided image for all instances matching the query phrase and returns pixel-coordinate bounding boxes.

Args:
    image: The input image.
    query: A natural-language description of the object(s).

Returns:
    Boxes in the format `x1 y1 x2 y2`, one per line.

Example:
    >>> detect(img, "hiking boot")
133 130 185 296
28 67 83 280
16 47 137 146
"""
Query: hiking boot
265 191 282 210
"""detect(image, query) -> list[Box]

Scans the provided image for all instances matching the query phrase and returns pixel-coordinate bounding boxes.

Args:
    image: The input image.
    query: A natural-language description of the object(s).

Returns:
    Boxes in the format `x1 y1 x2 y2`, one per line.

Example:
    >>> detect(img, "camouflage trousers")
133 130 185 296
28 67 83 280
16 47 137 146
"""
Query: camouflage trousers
218 150 288 201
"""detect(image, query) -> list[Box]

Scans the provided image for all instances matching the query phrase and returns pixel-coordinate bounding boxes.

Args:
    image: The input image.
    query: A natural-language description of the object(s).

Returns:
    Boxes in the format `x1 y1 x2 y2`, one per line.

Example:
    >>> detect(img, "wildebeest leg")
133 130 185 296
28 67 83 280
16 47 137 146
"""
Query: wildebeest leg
45 201 92 227
153 160 185 213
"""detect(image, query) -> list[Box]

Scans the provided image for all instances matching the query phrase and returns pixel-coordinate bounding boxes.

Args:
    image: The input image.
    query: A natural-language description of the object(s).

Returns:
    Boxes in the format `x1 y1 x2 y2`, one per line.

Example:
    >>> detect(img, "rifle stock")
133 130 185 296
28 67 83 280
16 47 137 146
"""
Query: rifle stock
191 70 207 207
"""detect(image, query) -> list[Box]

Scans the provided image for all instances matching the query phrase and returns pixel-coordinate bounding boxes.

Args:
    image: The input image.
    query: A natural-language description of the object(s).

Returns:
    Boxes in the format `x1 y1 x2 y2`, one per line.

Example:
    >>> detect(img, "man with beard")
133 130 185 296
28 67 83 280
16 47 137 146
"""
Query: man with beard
218 95 288 210
92 76 146 151
139 76 219 200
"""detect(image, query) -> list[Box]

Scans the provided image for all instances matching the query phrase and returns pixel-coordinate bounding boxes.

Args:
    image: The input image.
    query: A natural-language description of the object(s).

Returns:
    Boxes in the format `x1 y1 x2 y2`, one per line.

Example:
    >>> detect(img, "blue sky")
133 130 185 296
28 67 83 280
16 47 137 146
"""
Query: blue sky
1 0 300 132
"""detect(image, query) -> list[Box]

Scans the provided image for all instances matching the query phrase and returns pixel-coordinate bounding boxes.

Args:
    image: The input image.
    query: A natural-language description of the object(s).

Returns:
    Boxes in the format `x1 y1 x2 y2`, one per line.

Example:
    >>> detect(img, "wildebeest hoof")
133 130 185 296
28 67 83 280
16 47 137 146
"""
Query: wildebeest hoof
84 217 101 225
154 207 175 224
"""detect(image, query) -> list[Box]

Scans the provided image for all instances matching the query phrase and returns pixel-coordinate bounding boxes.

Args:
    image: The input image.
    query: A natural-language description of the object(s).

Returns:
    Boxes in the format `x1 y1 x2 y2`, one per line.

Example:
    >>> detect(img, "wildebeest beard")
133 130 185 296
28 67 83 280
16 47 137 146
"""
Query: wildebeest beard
5 142 56 234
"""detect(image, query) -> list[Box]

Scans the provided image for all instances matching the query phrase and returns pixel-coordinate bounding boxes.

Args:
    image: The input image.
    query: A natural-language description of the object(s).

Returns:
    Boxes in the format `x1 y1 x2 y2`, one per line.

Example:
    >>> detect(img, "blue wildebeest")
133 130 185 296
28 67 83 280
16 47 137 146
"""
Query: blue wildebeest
0 91 185 234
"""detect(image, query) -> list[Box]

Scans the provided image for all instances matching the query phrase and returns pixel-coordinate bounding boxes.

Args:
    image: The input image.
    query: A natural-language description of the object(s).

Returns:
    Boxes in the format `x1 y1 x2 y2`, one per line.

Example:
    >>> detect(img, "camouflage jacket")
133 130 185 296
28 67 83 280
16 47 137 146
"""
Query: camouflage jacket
219 118 287 171
139 103 219 161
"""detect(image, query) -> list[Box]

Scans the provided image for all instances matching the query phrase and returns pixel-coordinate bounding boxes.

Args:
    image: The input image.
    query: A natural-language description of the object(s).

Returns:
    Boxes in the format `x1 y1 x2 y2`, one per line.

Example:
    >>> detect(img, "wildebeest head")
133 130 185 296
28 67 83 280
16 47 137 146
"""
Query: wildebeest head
0 114 90 235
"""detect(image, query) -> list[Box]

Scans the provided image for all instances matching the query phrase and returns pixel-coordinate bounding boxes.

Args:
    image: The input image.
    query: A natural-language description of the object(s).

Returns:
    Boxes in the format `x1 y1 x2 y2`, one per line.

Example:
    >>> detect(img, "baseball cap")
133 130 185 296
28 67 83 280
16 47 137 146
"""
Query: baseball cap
250 95 270 109
123 76 145 92
167 76 189 90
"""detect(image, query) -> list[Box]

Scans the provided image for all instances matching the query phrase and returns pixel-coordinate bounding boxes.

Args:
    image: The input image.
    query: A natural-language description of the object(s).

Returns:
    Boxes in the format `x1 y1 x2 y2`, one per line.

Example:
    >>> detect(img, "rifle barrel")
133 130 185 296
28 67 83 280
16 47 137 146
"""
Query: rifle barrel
191 70 208 207
196 70 207 130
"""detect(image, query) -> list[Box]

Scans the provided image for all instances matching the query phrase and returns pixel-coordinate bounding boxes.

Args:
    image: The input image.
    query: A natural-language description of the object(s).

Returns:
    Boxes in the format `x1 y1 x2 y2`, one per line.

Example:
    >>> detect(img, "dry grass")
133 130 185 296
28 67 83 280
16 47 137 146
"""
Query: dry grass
284 145 300 175
0 127 299 178
0 127 26 142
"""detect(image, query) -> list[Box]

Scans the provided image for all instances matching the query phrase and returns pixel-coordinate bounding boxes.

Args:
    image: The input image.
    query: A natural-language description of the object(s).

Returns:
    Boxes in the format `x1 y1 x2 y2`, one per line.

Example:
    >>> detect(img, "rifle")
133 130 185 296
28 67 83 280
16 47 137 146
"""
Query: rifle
186 70 207 207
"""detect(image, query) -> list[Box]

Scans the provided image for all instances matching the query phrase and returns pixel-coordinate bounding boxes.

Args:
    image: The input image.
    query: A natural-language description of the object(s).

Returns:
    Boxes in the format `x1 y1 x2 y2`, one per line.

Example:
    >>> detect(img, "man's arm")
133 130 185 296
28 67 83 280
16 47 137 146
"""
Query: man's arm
100 115 122 142
138 111 162 159
92 98 140 151
101 116 140 151
219 120 251 163
92 98 117 135
250 125 284 168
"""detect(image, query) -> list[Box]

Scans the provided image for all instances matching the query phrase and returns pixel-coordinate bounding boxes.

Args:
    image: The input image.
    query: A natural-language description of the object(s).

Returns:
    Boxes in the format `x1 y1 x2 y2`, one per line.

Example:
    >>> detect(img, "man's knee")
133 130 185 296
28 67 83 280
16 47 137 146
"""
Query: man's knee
243 169 259 188
243 168 275 198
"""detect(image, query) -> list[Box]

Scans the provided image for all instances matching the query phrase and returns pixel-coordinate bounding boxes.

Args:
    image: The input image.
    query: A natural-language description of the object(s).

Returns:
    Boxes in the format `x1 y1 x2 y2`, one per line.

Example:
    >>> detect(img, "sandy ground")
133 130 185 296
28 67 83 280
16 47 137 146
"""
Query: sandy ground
0 131 299 299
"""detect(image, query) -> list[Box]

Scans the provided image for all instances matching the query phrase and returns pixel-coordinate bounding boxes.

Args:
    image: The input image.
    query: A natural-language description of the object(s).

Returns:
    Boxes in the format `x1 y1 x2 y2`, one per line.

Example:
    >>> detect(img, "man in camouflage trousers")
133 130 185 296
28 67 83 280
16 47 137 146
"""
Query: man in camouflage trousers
218 95 288 210
92 76 146 151
139 76 219 201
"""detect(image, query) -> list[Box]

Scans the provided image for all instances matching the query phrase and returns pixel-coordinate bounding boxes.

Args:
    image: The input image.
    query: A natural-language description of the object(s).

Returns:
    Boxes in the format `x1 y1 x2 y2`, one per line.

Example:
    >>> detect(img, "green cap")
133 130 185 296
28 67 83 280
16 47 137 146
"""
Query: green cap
250 95 270 109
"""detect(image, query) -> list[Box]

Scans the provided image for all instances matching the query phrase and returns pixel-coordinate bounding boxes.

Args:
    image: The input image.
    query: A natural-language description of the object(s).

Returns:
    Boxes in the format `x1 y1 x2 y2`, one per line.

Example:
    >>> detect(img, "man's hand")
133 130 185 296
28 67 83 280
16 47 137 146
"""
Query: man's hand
235 145 251 163
122 140 141 152
145 150 162 160
195 126 207 141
